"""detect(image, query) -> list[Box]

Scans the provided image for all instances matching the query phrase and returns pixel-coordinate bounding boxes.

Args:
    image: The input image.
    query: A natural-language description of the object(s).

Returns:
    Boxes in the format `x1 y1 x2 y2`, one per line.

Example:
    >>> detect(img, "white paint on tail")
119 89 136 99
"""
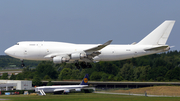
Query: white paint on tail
137 20 175 45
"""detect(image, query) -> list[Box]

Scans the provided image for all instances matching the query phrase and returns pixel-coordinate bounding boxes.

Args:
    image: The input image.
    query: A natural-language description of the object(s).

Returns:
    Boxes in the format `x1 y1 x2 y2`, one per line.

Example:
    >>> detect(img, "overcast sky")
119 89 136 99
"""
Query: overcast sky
0 0 180 55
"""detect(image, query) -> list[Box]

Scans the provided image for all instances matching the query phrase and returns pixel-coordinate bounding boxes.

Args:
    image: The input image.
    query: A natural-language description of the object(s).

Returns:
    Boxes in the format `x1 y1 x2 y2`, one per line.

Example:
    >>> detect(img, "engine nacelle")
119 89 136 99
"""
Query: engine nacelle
71 53 87 60
53 56 69 64
75 88 81 92
64 89 70 94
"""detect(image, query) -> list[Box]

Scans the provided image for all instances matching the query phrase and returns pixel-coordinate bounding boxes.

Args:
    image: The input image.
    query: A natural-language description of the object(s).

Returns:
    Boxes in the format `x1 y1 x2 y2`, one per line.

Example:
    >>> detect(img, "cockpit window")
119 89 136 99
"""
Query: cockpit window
16 43 19 45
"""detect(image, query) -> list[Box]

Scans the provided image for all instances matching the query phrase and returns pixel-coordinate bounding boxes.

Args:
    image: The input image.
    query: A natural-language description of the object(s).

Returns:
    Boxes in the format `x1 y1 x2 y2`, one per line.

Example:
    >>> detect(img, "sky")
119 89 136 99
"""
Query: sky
0 0 180 55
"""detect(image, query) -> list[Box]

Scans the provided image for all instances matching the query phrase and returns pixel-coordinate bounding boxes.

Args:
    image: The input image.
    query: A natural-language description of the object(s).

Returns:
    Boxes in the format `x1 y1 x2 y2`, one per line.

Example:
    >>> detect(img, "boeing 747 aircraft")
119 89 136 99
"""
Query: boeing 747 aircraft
35 74 89 95
5 20 175 68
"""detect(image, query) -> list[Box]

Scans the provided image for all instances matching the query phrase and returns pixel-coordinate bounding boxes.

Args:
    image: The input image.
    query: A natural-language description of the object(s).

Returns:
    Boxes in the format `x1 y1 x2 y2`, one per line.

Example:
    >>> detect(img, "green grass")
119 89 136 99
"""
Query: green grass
0 93 180 101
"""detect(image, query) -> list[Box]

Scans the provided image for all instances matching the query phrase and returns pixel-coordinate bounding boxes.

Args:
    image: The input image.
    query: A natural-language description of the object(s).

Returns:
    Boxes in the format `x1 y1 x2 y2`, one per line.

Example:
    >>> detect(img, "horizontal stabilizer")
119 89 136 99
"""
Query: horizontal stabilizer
144 46 169 51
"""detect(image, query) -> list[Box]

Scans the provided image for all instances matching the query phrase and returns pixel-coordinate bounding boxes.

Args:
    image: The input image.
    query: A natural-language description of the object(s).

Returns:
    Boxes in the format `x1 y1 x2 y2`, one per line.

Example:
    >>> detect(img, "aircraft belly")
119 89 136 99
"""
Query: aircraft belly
43 88 56 93
98 46 147 61
98 49 131 61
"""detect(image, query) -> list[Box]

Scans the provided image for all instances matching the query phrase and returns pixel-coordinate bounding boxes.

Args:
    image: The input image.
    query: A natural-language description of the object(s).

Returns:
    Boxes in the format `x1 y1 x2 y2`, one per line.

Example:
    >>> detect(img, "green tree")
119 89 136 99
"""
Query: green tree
27 72 35 79
58 68 72 80
101 73 108 81
10 74 16 80
94 61 119 75
120 63 134 81
16 73 24 80
165 67 180 81
47 81 52 86
134 66 151 81
114 73 123 81
32 75 42 86
79 69 88 79
90 72 102 81
148 66 168 81
43 75 51 80
70 69 80 80
1 73 8 79
108 74 115 81
36 61 58 79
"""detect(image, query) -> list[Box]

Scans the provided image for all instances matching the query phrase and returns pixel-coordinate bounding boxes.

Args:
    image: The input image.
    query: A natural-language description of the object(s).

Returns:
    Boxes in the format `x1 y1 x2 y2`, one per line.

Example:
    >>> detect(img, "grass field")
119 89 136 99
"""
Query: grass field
0 93 180 101
109 86 180 96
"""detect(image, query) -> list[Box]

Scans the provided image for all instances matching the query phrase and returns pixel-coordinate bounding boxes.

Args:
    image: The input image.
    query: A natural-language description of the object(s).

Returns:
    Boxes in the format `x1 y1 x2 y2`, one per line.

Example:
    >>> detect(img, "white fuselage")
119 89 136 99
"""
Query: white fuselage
4 41 166 62
35 85 88 93
4 20 175 64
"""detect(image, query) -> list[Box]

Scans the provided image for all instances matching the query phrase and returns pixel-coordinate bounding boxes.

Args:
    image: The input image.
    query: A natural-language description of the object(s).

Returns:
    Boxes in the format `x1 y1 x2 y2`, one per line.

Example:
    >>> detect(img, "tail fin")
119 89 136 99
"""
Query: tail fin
80 74 89 85
137 20 175 45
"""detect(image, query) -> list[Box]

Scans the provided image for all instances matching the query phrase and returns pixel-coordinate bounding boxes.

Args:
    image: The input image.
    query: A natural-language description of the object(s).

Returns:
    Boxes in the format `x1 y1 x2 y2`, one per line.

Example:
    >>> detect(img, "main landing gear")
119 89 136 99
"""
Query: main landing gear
21 60 25 67
75 62 92 69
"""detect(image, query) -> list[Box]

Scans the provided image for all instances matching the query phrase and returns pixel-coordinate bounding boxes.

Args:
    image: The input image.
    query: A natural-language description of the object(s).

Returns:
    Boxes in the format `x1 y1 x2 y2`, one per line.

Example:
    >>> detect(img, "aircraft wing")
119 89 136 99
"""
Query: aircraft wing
44 53 70 58
54 89 65 92
84 40 112 54
44 40 112 62
77 40 112 62
54 88 80 92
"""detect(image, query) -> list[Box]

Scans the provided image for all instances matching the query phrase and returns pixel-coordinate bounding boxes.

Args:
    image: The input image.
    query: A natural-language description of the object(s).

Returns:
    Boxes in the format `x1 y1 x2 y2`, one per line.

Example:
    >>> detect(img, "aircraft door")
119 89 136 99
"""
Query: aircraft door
37 43 47 59
24 48 28 59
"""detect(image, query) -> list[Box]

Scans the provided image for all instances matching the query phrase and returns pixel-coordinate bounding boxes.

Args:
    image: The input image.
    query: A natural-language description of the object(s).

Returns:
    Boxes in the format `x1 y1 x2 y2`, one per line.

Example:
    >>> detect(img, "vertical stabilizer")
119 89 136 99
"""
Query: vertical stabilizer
137 20 175 45
80 74 89 85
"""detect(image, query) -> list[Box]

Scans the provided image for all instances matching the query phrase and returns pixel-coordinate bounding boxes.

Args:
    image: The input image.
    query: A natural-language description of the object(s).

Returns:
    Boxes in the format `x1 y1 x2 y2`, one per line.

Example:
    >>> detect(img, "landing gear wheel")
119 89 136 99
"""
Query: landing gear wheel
75 62 92 69
21 63 25 67
77 66 80 69
75 63 80 69
87 63 92 68
80 62 87 69
21 60 25 67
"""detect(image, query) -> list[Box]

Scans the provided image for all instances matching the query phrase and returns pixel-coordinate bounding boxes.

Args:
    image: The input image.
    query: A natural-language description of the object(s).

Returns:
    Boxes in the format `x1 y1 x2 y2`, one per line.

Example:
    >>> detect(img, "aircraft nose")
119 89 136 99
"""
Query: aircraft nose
4 47 15 56
4 48 9 55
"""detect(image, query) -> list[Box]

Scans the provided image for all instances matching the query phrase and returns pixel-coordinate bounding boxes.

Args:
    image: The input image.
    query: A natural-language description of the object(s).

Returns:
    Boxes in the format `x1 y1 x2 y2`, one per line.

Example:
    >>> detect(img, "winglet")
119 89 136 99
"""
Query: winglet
103 40 113 46
80 74 89 85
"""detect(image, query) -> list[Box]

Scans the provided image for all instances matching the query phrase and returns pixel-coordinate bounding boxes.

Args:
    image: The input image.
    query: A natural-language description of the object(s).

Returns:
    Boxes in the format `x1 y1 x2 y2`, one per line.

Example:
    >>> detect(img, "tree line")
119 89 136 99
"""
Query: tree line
0 55 40 68
0 50 180 86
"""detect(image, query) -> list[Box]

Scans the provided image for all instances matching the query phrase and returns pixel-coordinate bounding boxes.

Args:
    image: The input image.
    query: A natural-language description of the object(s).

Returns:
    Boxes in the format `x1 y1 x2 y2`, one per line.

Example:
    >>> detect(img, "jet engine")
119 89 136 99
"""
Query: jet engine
75 88 81 92
64 89 70 94
53 56 69 64
71 53 87 60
